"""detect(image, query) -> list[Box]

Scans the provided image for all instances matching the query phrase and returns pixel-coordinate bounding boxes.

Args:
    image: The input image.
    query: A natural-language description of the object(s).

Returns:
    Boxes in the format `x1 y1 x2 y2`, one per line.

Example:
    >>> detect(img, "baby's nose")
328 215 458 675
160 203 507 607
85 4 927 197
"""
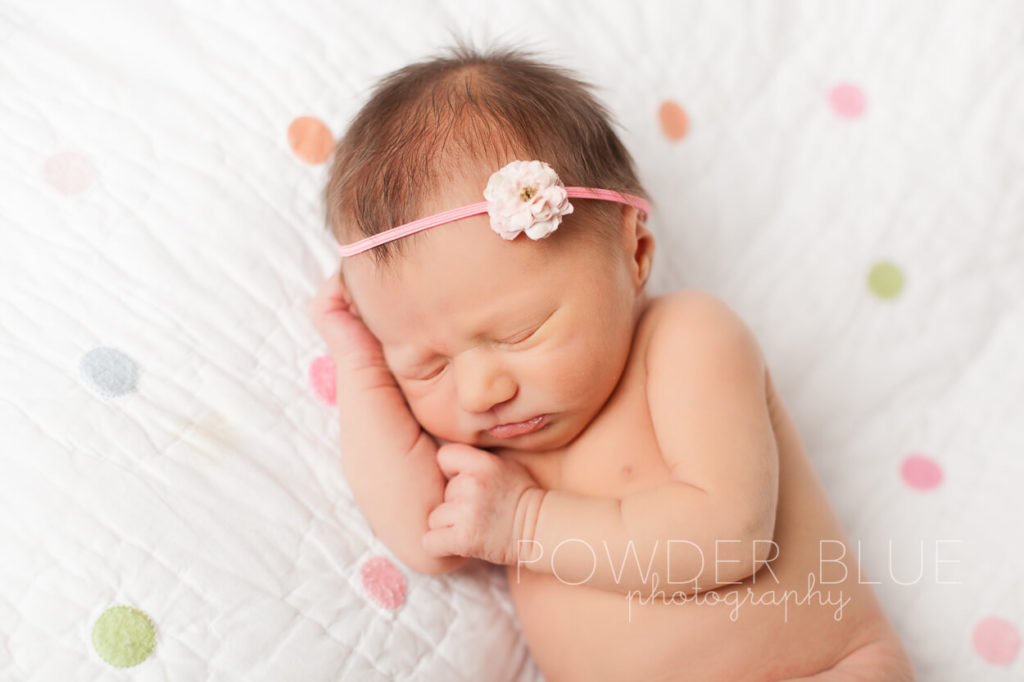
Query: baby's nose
452 348 517 415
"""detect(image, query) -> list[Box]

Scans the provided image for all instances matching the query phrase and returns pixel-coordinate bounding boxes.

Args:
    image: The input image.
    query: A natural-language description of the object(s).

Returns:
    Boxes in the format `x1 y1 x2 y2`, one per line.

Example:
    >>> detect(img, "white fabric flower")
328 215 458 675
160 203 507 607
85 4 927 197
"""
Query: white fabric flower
483 160 574 241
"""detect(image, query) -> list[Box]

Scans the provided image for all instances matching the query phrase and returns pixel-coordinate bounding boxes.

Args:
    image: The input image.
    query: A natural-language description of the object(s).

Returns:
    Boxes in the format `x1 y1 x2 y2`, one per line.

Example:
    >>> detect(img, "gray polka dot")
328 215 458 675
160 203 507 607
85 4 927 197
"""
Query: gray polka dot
79 347 138 397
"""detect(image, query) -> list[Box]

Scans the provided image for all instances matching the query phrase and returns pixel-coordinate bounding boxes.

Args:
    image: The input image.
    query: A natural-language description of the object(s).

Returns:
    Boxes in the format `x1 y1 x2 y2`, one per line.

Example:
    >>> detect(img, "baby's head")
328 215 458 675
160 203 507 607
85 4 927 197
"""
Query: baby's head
323 40 656 451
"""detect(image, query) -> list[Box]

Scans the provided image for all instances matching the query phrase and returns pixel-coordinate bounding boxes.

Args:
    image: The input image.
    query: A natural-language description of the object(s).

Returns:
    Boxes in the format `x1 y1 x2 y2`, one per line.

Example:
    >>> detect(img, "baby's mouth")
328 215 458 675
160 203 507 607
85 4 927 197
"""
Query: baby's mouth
486 414 548 439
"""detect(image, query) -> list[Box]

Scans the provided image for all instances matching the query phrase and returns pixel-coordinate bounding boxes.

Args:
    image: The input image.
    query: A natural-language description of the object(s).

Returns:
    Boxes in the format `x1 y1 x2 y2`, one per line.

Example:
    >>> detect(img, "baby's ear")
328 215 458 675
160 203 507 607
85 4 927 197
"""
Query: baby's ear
621 205 655 288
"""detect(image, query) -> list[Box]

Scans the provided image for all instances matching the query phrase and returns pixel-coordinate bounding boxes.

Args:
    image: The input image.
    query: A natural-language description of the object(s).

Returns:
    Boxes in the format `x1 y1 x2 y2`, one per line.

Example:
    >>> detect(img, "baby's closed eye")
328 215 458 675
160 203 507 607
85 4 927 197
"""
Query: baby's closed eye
394 308 557 382
414 364 447 381
494 307 557 347
406 327 534 381
494 324 540 346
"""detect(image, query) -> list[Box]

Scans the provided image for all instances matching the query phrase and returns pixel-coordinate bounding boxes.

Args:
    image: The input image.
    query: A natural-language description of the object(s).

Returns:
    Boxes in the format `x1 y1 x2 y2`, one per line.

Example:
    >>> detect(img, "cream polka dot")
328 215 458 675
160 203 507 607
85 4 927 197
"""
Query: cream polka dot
43 151 98 194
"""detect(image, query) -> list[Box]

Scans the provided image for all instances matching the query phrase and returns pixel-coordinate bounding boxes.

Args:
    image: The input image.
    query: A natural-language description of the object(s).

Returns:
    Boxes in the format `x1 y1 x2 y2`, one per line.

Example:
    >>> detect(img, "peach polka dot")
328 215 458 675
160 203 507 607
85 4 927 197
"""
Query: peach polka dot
972 616 1020 665
43 151 97 194
658 101 689 141
828 82 866 119
900 454 942 491
361 556 407 610
288 116 334 164
309 355 336 405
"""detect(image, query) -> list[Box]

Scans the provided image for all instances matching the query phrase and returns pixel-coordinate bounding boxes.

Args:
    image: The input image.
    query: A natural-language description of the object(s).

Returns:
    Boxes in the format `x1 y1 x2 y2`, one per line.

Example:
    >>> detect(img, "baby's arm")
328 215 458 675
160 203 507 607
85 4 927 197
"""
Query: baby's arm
308 271 468 576
514 291 779 596
336 364 469 575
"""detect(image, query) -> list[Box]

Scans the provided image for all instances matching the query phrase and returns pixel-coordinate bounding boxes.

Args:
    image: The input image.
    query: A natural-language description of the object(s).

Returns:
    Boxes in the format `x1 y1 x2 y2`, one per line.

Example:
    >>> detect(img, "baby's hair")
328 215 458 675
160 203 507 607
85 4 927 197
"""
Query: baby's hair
323 33 652 275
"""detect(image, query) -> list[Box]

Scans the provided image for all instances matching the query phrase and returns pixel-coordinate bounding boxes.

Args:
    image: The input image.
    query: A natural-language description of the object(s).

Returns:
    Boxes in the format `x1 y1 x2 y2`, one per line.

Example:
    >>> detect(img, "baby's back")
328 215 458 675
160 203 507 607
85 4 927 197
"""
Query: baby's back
495 292 906 682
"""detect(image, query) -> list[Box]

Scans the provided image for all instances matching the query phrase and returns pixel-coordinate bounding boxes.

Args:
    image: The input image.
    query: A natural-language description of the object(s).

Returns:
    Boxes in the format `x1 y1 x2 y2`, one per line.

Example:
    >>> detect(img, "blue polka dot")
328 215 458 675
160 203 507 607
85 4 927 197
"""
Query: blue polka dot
79 347 138 397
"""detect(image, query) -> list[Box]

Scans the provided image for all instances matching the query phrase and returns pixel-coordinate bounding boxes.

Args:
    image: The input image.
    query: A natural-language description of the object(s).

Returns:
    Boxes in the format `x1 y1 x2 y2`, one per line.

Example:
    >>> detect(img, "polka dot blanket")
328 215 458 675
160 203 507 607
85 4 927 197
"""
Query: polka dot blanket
1 1 1021 680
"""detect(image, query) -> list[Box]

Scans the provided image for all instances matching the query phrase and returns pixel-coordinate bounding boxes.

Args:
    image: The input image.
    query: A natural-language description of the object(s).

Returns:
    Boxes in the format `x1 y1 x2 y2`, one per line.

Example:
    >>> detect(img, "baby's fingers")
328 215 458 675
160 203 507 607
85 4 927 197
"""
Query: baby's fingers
422 525 466 558
307 270 349 316
426 501 459 530
307 270 386 370
307 271 363 336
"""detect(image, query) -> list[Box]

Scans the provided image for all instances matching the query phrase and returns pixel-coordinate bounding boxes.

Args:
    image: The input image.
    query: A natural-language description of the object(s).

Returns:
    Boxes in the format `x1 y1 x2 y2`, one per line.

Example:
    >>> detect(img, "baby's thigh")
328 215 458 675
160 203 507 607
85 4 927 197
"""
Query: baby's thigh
777 636 916 682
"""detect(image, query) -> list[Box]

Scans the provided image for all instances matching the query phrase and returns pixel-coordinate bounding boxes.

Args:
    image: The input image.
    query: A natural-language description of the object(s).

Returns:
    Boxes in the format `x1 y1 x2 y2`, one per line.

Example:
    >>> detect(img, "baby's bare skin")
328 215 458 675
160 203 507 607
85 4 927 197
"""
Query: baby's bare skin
493 293 915 682
315 173 915 680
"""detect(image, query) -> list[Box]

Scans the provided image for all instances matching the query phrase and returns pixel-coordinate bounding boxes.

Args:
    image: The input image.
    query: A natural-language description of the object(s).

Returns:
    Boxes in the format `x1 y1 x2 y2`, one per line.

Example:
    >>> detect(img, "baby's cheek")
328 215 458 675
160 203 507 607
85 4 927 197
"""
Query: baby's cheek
406 386 455 431
556 338 604 388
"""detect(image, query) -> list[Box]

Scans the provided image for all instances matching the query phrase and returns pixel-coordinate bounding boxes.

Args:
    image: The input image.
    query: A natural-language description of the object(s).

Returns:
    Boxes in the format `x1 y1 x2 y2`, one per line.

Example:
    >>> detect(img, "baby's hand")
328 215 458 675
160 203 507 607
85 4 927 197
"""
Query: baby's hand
306 269 387 373
422 443 543 566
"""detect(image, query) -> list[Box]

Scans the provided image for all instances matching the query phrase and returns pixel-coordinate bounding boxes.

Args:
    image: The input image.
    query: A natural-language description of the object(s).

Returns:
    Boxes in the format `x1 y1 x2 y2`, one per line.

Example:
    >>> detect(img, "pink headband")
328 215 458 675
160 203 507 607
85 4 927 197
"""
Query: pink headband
337 159 651 258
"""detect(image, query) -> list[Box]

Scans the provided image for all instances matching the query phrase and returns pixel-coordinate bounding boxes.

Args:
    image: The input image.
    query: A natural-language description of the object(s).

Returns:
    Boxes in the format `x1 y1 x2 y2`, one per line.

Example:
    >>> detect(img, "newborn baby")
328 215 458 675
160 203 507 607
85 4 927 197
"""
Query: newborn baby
308 43 915 682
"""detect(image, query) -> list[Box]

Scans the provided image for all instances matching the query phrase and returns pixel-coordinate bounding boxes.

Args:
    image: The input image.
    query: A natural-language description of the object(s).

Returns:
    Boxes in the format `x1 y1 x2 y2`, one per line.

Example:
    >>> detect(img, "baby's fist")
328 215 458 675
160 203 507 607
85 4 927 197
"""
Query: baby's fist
423 443 542 566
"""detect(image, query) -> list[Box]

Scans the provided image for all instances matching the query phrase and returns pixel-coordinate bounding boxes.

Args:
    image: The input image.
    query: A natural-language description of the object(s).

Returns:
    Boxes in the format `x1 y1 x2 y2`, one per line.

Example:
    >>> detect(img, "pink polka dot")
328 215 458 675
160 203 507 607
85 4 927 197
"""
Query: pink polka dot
973 616 1020 665
828 82 866 119
42 151 98 194
900 454 942 491
360 556 407 610
309 355 336 405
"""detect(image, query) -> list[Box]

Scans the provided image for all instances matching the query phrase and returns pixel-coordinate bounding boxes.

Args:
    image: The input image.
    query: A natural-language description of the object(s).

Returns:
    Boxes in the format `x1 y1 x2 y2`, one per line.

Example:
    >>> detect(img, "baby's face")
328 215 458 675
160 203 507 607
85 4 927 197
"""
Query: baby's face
343 187 648 452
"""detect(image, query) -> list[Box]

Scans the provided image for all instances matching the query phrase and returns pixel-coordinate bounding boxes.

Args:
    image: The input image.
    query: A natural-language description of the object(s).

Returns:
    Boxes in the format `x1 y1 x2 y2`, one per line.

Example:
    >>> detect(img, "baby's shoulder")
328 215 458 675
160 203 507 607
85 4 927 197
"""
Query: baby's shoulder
642 289 764 378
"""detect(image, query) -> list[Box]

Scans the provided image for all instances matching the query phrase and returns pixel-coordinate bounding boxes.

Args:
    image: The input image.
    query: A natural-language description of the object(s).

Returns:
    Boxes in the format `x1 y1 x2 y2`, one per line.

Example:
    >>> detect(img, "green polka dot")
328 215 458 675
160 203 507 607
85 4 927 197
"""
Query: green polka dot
868 261 904 299
91 606 155 668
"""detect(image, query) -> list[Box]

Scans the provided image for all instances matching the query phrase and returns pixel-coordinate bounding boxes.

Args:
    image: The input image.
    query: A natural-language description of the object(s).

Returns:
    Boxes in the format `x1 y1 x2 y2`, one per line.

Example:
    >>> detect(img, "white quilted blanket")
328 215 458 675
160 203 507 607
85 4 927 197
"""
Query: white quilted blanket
2 1 1022 680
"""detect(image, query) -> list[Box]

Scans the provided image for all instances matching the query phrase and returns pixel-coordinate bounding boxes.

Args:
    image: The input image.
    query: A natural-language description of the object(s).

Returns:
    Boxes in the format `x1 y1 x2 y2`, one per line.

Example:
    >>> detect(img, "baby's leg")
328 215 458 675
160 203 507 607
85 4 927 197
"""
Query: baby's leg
777 636 916 682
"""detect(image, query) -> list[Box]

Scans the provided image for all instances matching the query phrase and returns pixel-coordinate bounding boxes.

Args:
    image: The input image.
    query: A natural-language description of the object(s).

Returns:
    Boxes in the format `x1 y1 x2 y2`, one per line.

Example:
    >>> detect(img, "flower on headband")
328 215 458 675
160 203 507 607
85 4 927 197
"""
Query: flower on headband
483 160 574 241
